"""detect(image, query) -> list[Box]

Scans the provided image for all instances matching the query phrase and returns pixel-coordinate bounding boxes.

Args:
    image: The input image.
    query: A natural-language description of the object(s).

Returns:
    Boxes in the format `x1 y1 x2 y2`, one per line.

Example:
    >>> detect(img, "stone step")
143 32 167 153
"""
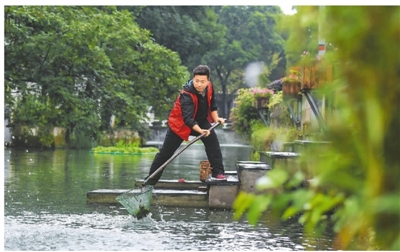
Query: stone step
202 174 240 185
258 151 300 169
293 140 331 153
134 179 204 190
281 140 332 153
134 171 238 189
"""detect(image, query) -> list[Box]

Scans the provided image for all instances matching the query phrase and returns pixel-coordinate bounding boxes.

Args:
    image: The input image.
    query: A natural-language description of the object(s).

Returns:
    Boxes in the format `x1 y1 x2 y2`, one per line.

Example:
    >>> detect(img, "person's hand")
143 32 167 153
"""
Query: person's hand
216 118 225 125
201 129 210 137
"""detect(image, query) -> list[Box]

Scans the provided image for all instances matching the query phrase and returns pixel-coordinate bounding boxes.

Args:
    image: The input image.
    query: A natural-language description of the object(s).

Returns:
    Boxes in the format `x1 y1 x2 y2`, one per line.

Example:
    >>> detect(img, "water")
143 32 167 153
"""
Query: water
3 145 335 251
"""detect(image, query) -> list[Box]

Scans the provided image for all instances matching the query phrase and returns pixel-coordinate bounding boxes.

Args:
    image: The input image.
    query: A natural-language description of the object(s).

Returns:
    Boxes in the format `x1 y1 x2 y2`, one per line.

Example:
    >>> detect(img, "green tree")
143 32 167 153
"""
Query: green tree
276 6 320 66
204 6 286 118
124 6 225 71
233 6 400 250
5 6 188 146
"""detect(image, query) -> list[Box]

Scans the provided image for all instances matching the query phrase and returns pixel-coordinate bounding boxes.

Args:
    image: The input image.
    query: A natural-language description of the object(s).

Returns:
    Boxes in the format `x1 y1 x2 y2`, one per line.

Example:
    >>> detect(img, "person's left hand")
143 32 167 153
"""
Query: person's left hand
216 118 225 125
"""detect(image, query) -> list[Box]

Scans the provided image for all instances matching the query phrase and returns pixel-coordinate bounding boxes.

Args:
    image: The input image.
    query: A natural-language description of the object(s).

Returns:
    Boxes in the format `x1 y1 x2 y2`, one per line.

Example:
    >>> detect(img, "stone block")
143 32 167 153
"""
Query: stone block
236 161 271 193
208 184 238 209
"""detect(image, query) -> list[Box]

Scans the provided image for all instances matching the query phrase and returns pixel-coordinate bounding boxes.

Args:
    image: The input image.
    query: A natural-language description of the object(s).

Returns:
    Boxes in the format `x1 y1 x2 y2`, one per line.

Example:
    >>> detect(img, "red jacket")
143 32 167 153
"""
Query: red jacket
168 82 214 140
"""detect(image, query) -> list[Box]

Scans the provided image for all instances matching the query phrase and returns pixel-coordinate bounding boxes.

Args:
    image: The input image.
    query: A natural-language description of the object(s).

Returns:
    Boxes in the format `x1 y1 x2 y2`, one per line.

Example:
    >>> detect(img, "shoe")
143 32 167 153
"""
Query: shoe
205 174 227 182
216 174 227 180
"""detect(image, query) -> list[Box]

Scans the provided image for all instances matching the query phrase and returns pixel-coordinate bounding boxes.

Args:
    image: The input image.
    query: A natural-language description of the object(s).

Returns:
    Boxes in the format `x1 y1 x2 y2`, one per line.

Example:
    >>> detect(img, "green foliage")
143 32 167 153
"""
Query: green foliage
281 67 301 82
92 137 158 154
250 150 260 161
5 6 188 146
276 6 320 66
267 90 283 108
204 6 286 118
230 88 269 139
5 5 288 146
250 124 301 152
91 145 158 155
115 139 140 148
38 130 54 148
230 88 293 141
234 6 400 250
128 6 225 71
233 168 345 233
267 91 293 127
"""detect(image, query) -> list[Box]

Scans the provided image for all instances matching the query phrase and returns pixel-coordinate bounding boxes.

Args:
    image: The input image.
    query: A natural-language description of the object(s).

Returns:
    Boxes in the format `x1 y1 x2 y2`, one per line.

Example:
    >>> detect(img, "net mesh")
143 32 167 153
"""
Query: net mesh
115 185 154 219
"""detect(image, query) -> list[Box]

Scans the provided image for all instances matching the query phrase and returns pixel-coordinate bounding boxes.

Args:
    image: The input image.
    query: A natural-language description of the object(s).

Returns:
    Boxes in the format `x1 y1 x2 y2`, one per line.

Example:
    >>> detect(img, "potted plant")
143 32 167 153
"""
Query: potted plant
251 87 274 110
282 67 302 100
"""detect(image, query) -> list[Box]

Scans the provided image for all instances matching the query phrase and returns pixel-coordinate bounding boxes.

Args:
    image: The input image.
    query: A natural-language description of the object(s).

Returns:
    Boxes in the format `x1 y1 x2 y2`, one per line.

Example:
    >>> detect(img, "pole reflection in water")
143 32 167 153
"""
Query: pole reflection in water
4 146 335 251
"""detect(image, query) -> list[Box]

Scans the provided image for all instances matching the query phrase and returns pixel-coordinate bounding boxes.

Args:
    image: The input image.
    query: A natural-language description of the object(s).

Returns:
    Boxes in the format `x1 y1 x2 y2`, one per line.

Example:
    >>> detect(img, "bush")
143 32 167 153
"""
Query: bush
230 87 273 139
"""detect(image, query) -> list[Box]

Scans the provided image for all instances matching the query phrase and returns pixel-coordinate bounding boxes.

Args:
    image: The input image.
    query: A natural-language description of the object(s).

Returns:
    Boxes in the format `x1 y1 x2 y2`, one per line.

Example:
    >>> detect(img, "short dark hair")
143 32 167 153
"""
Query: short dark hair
192 65 210 79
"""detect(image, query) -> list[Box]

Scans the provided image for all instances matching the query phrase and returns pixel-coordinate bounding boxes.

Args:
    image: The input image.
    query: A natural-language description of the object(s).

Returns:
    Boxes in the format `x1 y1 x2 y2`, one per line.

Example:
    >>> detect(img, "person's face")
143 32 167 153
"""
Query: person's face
193 75 209 94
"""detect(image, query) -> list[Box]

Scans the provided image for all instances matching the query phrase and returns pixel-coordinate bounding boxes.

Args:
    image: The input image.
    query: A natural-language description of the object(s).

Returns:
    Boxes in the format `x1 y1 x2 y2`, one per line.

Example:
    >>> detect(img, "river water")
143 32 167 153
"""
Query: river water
3 144 335 250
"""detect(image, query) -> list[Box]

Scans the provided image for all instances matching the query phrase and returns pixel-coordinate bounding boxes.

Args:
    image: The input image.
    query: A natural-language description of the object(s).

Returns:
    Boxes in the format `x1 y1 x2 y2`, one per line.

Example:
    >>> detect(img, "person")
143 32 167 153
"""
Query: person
145 65 227 185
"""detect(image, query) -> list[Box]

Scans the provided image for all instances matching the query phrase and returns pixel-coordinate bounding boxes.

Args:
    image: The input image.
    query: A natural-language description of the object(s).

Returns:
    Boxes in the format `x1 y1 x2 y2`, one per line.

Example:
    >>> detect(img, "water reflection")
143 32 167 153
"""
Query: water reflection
4 147 335 250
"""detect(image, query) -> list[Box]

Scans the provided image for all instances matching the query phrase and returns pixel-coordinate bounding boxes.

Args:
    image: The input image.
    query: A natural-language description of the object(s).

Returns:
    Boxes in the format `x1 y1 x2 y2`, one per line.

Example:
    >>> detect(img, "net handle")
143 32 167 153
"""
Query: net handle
142 122 221 186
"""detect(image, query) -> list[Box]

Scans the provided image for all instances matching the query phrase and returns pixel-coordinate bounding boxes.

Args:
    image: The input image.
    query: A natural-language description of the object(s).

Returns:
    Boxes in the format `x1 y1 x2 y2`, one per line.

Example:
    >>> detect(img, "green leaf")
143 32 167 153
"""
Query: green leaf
247 194 272 225
282 206 300 220
256 169 288 190
233 191 255 221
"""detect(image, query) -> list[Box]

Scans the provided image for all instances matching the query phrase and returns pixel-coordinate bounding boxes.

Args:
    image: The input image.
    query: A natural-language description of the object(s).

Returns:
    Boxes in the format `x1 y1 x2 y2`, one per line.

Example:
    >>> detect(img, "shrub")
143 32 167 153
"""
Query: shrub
230 87 273 139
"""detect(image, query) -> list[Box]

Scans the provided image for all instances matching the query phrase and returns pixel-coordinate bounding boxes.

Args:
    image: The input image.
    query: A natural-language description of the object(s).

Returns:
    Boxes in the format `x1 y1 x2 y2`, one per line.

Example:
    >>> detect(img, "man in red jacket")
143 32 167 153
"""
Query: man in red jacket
145 65 226 185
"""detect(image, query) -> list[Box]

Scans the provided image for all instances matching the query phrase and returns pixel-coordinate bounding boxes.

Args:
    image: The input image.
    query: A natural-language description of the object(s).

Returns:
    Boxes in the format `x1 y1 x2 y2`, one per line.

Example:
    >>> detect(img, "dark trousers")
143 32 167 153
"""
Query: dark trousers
145 121 224 185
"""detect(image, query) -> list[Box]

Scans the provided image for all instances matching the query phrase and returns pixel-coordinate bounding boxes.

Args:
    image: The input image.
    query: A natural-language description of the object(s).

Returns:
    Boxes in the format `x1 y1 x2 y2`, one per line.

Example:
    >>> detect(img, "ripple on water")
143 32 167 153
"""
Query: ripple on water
4 209 333 251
